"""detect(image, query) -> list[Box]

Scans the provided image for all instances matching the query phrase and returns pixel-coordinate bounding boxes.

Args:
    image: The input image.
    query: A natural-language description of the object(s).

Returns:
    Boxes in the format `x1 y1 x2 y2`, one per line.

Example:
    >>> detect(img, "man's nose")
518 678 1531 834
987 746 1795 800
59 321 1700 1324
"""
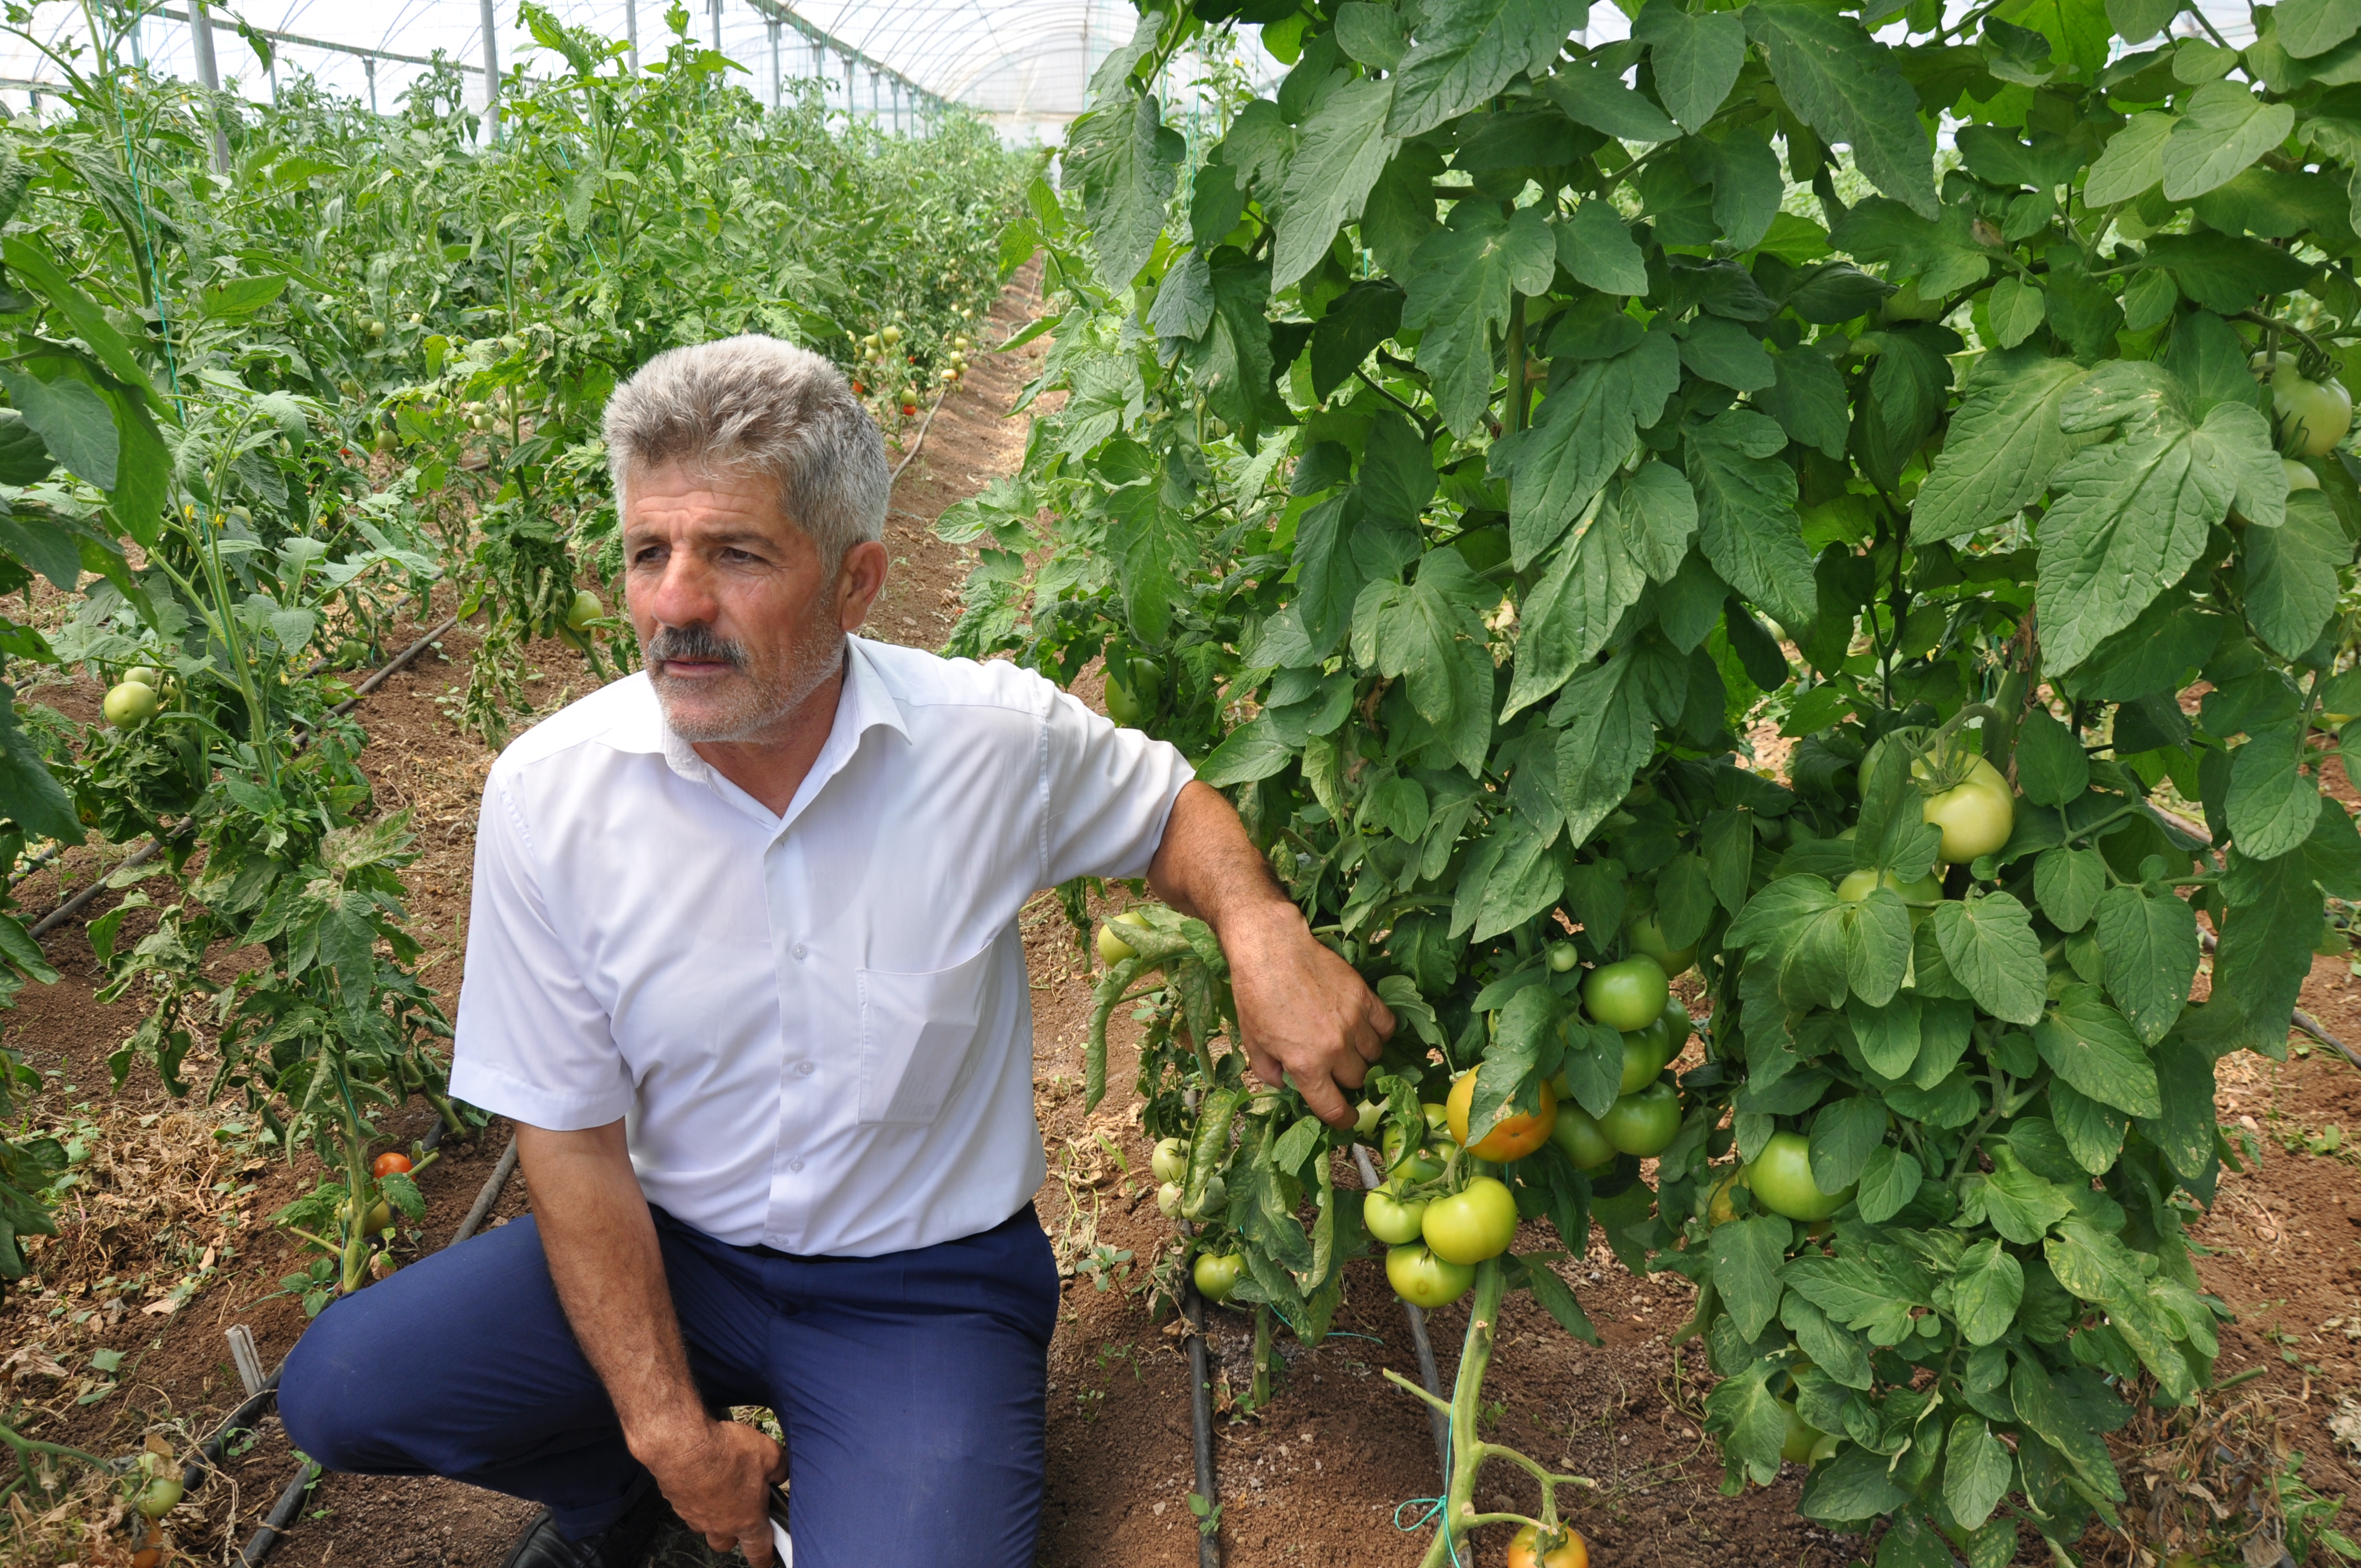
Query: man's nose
637 553 721 630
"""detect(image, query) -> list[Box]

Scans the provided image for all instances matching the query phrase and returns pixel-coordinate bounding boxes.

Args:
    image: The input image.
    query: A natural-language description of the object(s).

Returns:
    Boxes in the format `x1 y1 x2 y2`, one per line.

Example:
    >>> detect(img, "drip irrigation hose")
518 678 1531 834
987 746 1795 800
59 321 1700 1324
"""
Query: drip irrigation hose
1180 1270 1221 1568
235 1459 314 1567
452 1134 520 1246
24 613 463 941
1352 1144 1451 1479
2191 926 2361 1072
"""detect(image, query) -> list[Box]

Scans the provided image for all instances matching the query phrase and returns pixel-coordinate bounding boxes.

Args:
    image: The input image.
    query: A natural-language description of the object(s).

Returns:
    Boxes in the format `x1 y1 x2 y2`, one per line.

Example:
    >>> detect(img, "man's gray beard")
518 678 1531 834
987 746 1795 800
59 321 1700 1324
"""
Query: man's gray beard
647 616 845 744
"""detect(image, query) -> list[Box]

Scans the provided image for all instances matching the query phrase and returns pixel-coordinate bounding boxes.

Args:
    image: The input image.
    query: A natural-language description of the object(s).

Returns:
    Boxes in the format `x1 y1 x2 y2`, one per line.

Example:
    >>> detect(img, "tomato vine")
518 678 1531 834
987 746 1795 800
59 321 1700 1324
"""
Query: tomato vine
969 0 2361 1556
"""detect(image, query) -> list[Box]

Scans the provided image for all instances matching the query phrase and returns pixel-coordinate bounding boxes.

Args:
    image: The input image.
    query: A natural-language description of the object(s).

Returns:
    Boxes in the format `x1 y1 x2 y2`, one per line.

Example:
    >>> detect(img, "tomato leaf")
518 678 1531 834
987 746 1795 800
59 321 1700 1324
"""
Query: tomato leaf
1744 2 1936 217
1929 893 2047 1026
1942 1415 2016 1530
1492 328 1681 567
1272 79 1401 290
1632 0 1748 132
2034 988 2162 1117
1385 0 1588 137
1709 1213 1792 1340
2091 884 2200 1045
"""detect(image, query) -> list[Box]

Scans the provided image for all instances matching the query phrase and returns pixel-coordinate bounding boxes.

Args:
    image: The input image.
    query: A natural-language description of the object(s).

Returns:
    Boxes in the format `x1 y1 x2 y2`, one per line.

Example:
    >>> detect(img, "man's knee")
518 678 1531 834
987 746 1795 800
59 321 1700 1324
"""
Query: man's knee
278 1297 410 1473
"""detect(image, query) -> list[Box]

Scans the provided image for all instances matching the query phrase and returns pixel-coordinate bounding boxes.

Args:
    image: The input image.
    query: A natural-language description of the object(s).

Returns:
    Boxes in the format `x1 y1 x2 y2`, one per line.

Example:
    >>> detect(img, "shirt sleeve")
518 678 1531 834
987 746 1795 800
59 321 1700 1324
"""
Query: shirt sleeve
1039 679 1195 887
448 773 638 1131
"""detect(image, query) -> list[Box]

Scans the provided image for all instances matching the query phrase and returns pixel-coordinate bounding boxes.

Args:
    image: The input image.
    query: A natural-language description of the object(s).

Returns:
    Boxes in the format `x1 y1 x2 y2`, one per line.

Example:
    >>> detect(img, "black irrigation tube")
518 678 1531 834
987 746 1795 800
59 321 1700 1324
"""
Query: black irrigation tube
1179 1271 1221 1568
1172 1215 1222 1568
23 613 464 943
1352 1144 1451 1480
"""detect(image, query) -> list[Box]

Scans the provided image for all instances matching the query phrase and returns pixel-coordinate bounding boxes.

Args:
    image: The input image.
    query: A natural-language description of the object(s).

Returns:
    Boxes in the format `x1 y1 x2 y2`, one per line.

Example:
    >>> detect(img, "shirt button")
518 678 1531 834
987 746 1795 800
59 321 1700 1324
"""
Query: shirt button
796 1060 815 1076
791 943 807 960
788 1158 804 1173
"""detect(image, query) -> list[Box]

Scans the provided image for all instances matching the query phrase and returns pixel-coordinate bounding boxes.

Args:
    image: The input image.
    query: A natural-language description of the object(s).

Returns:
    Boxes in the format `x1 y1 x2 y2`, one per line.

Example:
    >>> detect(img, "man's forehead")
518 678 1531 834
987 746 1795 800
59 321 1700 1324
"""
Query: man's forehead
621 468 792 538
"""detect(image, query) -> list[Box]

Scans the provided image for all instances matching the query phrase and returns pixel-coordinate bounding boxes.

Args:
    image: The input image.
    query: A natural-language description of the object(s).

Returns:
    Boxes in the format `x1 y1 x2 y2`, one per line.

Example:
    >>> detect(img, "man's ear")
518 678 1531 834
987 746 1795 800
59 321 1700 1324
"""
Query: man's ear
836 540 890 631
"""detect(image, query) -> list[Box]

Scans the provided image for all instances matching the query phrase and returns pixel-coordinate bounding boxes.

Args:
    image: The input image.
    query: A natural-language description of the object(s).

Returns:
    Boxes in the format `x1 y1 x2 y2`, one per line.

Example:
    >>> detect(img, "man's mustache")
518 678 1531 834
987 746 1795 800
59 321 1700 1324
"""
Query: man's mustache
645 624 748 670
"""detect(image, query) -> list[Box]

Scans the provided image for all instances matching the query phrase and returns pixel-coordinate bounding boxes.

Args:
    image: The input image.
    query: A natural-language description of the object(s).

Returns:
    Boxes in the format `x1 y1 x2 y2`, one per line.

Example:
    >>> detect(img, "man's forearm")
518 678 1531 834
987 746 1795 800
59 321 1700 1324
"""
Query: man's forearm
1146 781 1298 939
1145 780 1393 1125
515 1122 706 1457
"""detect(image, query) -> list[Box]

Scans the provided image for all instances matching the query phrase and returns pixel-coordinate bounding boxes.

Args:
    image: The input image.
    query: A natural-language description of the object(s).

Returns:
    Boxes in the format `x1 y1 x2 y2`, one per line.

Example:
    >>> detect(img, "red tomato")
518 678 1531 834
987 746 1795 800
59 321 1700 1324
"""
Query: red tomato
372 1151 413 1178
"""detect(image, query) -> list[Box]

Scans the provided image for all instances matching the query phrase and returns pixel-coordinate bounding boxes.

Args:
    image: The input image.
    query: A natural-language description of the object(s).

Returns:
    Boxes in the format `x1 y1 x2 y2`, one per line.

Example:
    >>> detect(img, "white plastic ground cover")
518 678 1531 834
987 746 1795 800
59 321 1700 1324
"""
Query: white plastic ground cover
0 0 1282 142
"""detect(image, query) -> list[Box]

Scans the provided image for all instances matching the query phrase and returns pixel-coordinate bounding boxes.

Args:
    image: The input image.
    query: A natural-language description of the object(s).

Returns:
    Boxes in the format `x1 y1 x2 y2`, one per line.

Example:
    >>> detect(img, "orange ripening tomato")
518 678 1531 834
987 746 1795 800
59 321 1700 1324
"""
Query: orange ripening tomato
372 1151 413 1178
1445 1071 1557 1162
1506 1522 1588 1568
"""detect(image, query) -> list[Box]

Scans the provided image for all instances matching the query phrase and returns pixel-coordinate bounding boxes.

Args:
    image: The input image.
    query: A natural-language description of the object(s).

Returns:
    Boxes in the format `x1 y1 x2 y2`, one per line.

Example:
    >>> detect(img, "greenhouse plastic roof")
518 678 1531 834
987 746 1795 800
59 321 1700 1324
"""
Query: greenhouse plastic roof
0 0 1285 139
0 0 2265 140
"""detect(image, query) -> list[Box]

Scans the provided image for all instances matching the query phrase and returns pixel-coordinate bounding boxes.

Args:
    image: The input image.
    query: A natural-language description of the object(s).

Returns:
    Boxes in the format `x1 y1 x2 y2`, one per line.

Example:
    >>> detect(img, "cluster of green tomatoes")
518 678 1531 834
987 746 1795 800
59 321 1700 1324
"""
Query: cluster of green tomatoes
101 663 176 730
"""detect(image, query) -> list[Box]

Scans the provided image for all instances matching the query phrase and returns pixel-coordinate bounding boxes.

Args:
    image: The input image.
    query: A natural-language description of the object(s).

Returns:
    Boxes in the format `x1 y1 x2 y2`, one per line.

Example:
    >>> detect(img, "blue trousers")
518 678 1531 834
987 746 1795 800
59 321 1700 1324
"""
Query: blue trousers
279 1204 1059 1566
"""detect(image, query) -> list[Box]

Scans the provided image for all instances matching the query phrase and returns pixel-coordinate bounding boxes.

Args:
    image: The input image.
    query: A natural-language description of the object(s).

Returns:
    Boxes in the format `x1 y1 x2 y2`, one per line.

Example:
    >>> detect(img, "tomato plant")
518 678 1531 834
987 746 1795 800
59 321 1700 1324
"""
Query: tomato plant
985 0 2361 1554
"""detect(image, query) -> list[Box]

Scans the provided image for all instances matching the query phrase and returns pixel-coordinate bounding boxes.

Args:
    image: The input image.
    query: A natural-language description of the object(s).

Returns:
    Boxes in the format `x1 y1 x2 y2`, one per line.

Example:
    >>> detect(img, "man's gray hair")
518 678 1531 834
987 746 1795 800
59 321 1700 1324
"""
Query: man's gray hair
603 335 889 569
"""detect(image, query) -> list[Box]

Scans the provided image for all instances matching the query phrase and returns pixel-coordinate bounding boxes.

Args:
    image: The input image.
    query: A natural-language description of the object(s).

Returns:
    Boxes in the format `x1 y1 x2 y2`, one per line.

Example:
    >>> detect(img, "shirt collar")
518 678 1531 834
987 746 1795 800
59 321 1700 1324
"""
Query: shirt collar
652 636 912 818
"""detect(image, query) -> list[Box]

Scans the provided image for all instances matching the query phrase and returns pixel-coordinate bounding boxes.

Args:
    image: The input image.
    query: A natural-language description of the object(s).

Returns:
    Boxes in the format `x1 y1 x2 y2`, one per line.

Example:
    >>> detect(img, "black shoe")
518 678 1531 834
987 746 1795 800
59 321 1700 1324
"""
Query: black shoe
498 1485 674 1568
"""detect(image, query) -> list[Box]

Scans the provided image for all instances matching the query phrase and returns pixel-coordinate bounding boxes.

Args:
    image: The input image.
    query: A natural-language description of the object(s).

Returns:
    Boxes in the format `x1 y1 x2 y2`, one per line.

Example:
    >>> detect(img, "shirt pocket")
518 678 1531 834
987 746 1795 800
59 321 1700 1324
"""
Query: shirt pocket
854 940 998 1126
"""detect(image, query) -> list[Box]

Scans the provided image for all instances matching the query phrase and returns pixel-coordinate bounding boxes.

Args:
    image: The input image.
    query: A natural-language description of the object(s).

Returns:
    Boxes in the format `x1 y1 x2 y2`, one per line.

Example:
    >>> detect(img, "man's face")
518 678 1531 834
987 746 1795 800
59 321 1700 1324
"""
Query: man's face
622 463 860 744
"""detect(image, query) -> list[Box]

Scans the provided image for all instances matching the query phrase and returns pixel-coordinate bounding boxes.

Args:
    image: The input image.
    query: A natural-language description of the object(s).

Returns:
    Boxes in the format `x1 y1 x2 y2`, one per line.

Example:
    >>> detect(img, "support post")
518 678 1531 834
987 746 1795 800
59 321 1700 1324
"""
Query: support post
625 0 639 73
479 0 499 144
767 17 779 106
363 55 376 115
187 0 229 171
710 0 722 52
843 53 853 117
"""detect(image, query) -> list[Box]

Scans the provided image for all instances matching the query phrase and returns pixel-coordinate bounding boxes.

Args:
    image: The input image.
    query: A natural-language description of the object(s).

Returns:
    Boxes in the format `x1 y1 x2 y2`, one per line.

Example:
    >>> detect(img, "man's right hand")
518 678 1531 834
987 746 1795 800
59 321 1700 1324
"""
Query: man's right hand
518 1122 791 1565
639 1417 790 1565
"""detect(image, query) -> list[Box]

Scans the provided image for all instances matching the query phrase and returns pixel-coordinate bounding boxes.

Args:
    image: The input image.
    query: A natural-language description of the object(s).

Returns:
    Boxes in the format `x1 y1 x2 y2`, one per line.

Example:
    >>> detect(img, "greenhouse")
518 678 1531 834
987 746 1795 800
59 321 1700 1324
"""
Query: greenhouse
0 0 2356 1566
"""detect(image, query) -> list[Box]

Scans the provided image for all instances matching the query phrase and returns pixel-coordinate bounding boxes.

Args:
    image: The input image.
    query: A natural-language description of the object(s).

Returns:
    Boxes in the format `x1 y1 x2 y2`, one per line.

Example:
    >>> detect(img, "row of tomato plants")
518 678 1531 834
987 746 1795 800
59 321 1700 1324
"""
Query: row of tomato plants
954 0 2361 1560
0 2 1027 1523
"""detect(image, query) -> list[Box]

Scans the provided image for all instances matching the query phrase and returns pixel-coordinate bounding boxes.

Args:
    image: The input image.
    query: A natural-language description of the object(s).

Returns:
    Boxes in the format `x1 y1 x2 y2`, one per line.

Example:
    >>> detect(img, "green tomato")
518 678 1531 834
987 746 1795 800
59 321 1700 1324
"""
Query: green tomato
135 1477 183 1519
1744 1130 1856 1221
1193 1251 1244 1304
1625 910 1697 977
122 666 162 690
1618 1021 1670 1095
1915 755 2015 865
1383 1125 1446 1184
1583 955 1669 1033
1546 940 1580 973
1835 865 1945 925
1660 997 1693 1050
365 1199 393 1234
1385 1243 1475 1308
1150 1136 1189 1185
1103 656 1164 728
2273 363 2354 456
1156 1182 1183 1217
2286 456 2324 492
564 589 603 633
1364 1186 1429 1245
1547 1101 1617 1169
1598 1081 1682 1158
104 681 160 728
1097 910 1149 964
1353 1100 1383 1139
1183 1173 1227 1222
1778 1401 1826 1464
1421 1175 1518 1265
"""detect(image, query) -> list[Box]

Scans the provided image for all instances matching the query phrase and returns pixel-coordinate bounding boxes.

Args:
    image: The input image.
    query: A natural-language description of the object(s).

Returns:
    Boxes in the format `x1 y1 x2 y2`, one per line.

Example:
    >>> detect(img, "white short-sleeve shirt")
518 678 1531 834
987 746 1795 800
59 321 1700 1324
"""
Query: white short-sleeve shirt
448 635 1193 1257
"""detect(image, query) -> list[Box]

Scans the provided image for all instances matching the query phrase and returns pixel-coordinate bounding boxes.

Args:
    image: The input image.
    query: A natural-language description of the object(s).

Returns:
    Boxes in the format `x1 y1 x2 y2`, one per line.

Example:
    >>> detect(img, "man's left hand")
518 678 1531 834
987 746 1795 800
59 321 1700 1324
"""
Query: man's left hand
1148 781 1395 1128
1218 903 1394 1127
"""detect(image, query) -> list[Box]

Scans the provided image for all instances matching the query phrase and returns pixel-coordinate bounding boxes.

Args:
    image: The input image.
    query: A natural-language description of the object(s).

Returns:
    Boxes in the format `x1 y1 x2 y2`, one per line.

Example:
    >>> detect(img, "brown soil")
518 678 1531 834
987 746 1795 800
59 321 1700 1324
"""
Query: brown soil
7 258 2361 1568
